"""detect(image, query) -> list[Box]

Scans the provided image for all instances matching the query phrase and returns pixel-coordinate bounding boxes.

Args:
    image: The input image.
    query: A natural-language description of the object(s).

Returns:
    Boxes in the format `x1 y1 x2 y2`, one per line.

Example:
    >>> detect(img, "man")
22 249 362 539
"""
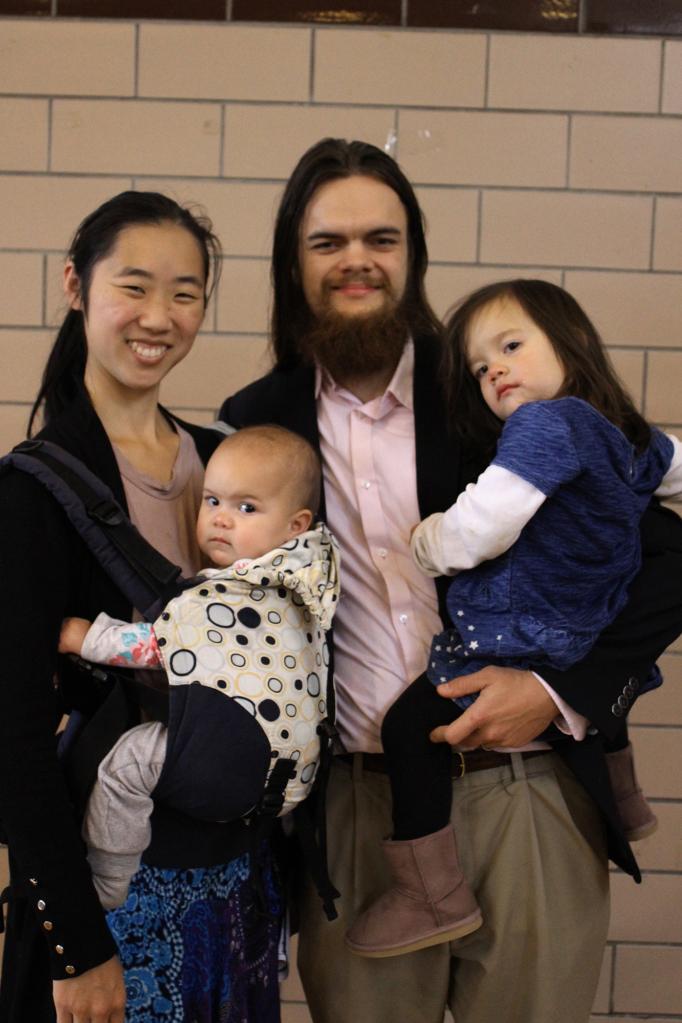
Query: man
220 138 682 1023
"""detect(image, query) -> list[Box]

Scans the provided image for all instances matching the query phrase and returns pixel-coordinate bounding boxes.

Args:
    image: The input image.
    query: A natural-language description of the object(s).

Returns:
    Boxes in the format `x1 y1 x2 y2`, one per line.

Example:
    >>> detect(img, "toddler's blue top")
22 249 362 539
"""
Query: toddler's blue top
444 397 673 669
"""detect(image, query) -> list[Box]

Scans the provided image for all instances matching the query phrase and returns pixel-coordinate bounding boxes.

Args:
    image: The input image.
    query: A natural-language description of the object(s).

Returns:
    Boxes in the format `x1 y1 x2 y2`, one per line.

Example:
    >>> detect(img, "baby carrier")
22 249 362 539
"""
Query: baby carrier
0 438 341 919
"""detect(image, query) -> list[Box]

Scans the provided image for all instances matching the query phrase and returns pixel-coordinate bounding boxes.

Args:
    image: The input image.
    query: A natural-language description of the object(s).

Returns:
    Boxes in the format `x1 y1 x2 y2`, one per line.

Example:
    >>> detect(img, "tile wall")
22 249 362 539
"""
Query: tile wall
0 13 680 1023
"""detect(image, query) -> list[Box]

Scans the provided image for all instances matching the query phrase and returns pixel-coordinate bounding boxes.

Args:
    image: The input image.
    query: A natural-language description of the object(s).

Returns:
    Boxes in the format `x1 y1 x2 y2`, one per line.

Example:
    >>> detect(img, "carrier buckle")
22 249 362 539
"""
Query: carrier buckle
88 499 124 526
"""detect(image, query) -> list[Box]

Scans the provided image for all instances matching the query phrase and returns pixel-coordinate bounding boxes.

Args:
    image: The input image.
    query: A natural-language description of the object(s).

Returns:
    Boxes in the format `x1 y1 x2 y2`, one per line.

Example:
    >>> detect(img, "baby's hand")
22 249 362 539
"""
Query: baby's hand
59 617 92 656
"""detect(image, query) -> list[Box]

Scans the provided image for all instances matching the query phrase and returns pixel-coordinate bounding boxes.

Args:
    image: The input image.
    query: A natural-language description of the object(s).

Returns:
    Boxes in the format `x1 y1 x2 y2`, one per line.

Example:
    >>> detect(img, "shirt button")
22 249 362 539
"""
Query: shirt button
399 614 408 624
363 481 371 490
43 921 53 931
56 945 64 955
377 548 387 559
37 900 46 911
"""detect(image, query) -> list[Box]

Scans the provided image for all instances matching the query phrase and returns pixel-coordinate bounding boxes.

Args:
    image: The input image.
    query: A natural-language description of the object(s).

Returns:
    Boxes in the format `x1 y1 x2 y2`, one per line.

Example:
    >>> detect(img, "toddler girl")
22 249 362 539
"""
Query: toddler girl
346 279 682 959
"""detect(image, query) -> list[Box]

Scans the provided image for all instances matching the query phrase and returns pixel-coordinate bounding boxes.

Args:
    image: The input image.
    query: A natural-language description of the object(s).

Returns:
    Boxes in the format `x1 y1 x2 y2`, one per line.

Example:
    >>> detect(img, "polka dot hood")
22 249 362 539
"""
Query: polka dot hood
152 523 340 818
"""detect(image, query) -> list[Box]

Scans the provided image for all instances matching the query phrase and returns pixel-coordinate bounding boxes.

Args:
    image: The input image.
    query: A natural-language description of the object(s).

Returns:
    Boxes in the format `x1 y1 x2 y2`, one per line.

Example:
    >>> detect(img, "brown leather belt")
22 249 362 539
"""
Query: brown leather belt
337 748 550 779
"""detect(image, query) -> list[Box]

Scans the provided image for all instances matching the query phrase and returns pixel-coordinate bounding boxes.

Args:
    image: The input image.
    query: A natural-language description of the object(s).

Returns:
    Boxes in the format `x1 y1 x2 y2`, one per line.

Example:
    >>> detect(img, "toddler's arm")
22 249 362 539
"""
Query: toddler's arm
65 612 163 669
656 434 682 502
411 465 546 577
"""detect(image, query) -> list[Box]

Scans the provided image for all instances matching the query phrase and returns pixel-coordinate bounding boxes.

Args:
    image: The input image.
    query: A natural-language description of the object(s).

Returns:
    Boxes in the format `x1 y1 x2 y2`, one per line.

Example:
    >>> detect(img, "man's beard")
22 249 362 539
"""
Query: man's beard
298 300 411 384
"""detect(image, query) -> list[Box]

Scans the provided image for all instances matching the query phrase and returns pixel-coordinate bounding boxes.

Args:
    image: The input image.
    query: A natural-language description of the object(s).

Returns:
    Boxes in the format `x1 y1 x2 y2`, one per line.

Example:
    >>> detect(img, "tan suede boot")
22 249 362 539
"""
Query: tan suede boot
606 743 658 842
345 824 483 958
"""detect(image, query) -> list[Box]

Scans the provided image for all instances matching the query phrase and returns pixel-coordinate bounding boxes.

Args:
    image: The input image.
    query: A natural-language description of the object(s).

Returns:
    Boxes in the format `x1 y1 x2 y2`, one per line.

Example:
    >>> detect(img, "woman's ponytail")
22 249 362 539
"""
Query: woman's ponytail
27 310 87 437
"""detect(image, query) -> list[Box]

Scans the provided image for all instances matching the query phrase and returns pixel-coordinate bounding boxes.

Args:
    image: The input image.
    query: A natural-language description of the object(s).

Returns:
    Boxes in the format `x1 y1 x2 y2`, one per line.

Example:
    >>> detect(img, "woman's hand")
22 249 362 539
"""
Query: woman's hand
53 955 126 1023
58 617 92 657
430 666 556 749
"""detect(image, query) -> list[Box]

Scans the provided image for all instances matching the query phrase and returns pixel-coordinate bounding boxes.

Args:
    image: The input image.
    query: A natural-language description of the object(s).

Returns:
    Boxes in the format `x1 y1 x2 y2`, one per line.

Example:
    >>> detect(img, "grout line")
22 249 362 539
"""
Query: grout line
2 91 680 118
392 107 402 159
483 32 491 108
309 28 316 103
41 252 48 326
133 22 140 98
475 189 483 262
565 113 572 189
219 102 226 177
46 97 53 173
607 940 616 1015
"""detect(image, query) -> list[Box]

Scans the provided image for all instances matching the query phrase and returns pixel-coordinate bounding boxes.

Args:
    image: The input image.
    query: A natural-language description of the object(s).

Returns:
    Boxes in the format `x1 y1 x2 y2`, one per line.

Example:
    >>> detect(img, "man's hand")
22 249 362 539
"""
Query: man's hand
53 955 126 1023
430 666 556 749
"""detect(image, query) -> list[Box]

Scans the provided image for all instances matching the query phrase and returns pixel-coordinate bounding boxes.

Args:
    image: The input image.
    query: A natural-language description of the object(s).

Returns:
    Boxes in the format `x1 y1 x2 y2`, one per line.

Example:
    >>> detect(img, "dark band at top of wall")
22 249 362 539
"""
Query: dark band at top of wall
1 0 681 36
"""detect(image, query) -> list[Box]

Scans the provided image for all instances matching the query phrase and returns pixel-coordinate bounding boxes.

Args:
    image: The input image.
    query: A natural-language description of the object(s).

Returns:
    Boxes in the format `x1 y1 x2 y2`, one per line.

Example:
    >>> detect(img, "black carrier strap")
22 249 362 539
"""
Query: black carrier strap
300 716 342 921
0 886 8 934
246 756 340 921
245 758 298 917
2 440 183 620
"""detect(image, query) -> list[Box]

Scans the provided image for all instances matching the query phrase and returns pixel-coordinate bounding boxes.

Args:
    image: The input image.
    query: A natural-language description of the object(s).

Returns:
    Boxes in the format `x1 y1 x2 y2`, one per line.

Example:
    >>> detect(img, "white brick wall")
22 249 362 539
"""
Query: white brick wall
0 20 680 1022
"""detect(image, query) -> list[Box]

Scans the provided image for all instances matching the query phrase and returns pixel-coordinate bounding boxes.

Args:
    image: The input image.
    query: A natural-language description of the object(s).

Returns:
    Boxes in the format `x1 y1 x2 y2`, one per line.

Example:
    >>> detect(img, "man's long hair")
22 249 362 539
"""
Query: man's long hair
271 138 441 369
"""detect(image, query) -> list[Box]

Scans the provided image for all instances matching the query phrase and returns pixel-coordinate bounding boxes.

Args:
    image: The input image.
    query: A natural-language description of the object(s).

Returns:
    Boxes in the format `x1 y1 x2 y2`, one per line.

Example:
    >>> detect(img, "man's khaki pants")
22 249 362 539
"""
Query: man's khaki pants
298 751 609 1023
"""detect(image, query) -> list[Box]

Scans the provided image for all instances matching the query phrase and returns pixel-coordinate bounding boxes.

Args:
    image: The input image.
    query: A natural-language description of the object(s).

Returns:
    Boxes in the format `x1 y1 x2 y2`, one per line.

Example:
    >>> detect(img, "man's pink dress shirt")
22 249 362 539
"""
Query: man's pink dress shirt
316 341 586 754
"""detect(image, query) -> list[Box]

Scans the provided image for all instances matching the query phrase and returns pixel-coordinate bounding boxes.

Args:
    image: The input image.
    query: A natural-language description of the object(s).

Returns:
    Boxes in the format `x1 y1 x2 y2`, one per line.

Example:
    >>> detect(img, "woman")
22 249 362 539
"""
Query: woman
0 192 281 1023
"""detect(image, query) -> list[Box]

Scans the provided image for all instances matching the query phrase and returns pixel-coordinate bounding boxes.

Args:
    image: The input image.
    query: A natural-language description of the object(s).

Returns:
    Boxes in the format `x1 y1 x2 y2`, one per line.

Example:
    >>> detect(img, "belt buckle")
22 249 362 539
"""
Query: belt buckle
453 750 466 780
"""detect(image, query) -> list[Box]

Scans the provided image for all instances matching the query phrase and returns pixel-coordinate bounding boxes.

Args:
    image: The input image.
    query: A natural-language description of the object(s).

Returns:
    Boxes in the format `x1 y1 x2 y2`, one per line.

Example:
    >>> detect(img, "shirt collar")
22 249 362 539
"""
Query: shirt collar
314 339 414 412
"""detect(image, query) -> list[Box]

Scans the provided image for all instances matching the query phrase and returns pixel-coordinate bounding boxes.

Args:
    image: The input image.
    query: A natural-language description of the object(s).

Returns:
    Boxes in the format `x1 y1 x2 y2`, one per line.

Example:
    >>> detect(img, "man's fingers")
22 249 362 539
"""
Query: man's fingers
436 673 486 701
430 707 479 747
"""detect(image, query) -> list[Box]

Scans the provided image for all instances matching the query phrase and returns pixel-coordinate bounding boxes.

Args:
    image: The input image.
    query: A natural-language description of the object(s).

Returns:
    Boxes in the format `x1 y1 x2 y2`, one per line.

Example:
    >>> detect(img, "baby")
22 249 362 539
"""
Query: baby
60 425 340 909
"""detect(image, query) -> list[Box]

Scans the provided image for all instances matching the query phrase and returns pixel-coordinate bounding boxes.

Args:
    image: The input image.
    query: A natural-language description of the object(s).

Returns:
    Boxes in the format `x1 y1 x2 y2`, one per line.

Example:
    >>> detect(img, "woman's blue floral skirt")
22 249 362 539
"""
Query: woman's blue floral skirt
107 850 281 1023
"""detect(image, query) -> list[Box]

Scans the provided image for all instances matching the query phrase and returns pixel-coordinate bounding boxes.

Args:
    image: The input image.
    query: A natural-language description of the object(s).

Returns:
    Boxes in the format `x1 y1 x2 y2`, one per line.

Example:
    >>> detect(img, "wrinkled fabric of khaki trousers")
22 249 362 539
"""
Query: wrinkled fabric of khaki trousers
298 751 609 1023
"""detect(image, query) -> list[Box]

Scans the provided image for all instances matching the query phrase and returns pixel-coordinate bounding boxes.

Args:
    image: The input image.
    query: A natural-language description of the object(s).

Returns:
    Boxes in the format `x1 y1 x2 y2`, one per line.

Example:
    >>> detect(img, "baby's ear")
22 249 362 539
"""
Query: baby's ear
289 508 313 537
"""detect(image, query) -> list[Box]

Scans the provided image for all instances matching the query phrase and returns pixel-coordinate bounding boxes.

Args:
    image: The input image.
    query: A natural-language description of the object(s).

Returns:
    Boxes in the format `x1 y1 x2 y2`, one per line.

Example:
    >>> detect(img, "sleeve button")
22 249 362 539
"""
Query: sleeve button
65 965 76 976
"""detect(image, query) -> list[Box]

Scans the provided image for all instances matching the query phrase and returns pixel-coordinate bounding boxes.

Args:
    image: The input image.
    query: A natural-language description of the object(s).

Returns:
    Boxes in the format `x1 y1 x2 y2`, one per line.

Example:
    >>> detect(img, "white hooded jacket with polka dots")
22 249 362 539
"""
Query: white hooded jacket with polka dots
81 523 340 822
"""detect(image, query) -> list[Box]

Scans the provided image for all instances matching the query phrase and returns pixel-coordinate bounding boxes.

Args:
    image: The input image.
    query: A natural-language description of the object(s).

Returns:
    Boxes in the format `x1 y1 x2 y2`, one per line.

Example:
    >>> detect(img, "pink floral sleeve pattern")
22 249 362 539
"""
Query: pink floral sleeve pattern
105 623 163 668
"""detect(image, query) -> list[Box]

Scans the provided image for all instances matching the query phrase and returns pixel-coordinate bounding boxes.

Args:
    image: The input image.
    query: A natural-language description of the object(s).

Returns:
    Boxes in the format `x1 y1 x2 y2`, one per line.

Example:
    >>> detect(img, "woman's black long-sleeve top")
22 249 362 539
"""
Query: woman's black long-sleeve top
0 392 220 1016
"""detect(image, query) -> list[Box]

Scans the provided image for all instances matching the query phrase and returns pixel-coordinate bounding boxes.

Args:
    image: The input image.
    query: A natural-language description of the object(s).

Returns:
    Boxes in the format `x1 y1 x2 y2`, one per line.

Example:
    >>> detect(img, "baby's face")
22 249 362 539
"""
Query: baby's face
196 442 307 568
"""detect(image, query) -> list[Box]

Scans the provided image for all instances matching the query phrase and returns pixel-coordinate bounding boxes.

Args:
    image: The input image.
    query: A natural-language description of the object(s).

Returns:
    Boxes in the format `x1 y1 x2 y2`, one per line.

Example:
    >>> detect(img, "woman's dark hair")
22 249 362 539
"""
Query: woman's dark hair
445 278 651 455
271 137 442 368
28 190 222 436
